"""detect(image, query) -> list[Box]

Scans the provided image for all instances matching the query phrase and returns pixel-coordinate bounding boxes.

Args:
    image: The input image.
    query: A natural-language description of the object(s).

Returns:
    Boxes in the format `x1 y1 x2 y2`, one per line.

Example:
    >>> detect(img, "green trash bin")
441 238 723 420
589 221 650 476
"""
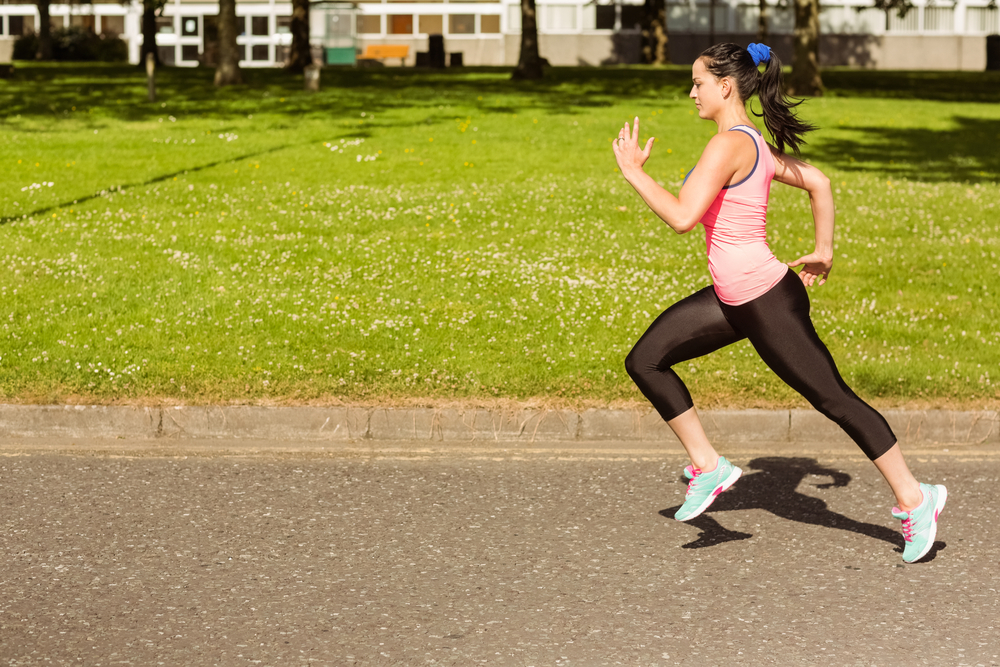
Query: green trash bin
325 47 356 66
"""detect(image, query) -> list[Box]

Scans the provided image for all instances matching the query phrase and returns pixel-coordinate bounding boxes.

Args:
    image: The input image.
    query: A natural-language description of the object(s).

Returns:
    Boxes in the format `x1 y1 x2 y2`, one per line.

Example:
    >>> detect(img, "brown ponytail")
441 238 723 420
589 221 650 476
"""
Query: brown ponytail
700 43 816 155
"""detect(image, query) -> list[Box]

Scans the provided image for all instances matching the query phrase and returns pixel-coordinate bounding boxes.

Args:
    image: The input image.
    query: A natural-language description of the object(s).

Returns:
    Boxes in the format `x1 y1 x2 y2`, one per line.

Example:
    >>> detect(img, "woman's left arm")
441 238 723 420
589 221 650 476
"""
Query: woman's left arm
771 146 834 287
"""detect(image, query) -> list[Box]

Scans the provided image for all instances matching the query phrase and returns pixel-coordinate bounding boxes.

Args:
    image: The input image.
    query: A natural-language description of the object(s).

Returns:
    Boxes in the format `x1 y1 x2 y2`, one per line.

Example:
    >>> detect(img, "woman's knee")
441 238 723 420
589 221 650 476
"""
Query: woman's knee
624 339 664 383
623 347 643 381
811 388 874 429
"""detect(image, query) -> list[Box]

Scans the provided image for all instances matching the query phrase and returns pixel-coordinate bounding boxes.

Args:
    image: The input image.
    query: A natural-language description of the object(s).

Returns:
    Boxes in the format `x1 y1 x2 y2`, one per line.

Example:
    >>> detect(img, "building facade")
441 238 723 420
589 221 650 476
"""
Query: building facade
0 0 996 69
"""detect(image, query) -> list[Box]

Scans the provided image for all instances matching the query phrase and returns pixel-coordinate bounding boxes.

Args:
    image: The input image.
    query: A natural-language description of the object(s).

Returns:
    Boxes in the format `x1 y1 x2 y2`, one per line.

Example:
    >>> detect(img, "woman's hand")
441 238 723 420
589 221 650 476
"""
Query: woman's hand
788 252 832 287
612 117 655 179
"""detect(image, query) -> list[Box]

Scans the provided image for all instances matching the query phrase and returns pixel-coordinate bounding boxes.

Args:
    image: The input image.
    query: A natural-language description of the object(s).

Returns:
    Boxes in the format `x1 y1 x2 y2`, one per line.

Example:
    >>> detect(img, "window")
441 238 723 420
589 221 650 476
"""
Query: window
705 4 729 31
70 15 96 31
419 14 443 34
818 5 843 33
967 7 1000 33
156 16 174 34
389 15 413 34
99 15 123 36
735 2 792 33
327 13 352 37
823 4 883 33
251 44 270 61
620 4 643 30
923 7 954 32
238 16 247 36
887 9 918 31
838 7 882 34
767 6 792 32
667 3 733 32
157 45 176 65
276 16 292 34
181 17 199 36
449 14 475 34
596 5 616 29
251 16 269 36
357 14 382 34
181 44 200 61
507 5 521 31
544 5 577 30
480 15 501 33
736 5 758 33
9 16 34 36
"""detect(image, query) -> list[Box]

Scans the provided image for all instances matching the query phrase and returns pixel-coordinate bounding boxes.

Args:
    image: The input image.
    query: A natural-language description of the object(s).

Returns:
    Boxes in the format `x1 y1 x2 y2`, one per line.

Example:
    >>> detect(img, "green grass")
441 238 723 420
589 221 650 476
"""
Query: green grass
2 63 999 408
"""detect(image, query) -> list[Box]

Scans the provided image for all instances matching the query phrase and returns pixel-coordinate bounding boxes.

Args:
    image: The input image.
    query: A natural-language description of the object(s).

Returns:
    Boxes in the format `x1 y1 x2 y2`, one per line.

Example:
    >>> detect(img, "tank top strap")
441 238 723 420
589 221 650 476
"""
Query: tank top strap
723 125 761 190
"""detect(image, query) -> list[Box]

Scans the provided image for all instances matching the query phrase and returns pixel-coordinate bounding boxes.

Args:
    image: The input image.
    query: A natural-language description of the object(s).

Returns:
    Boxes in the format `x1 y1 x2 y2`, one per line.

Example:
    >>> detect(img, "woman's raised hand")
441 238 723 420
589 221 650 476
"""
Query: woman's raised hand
612 117 655 177
788 252 833 287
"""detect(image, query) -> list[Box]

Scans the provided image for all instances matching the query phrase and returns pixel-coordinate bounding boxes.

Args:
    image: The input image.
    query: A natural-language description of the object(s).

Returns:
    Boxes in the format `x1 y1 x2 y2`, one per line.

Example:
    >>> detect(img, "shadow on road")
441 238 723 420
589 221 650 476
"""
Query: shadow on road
659 456 947 562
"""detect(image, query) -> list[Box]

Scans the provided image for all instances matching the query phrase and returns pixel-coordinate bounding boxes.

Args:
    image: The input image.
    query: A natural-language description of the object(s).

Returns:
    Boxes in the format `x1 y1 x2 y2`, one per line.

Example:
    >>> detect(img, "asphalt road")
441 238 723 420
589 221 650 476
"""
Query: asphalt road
1 439 997 666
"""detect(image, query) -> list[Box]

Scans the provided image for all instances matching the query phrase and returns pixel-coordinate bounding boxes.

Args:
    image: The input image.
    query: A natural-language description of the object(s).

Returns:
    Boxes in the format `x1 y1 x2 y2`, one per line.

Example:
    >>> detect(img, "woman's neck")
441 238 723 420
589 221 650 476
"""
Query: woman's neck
714 108 755 134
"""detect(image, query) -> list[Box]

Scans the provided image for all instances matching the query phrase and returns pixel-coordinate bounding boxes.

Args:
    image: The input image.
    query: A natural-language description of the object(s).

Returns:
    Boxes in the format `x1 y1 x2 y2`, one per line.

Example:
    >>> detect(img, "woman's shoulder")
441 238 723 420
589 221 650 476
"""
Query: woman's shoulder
702 130 759 163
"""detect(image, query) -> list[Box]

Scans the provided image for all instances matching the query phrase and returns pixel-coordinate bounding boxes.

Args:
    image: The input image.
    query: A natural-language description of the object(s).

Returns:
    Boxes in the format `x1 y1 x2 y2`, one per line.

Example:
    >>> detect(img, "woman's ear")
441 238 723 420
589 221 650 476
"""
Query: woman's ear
720 77 732 99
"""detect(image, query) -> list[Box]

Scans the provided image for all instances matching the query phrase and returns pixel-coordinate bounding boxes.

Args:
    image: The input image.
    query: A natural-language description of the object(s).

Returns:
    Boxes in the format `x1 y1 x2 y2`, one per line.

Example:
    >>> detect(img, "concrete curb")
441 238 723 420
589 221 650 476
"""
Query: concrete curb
1 404 997 448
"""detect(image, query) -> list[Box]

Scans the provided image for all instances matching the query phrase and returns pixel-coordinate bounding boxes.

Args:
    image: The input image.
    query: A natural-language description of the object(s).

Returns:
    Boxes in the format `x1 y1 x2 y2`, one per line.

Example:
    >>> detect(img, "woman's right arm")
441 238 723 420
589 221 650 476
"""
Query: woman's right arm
771 147 834 286
614 119 742 234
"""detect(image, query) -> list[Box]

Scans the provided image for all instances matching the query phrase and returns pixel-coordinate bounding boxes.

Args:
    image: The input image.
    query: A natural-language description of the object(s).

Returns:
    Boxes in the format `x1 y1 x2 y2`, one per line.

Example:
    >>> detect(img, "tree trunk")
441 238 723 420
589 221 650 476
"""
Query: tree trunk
36 0 53 60
642 0 671 65
512 0 543 80
140 1 160 68
756 0 769 43
787 0 823 96
286 0 312 73
215 0 244 86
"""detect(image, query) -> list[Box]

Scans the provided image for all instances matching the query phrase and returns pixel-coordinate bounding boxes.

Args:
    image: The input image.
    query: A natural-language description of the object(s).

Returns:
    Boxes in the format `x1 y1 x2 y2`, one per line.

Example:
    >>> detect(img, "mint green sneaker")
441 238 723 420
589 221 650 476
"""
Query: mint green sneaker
674 456 743 522
892 483 947 563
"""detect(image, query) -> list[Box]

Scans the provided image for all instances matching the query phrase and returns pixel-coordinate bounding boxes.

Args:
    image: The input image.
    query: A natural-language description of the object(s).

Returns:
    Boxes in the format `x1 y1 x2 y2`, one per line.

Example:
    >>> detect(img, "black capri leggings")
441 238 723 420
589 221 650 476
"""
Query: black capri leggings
624 269 896 460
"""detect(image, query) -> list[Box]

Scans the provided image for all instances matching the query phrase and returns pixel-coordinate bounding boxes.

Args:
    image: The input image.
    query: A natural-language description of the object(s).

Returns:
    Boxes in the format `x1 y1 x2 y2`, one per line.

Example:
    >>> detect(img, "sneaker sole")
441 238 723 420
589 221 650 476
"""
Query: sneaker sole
675 466 743 522
905 484 948 563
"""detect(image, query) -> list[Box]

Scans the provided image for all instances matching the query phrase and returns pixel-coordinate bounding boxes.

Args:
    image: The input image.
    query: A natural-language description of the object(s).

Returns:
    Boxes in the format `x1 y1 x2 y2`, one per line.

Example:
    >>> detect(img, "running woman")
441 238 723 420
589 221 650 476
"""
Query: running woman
611 42 946 563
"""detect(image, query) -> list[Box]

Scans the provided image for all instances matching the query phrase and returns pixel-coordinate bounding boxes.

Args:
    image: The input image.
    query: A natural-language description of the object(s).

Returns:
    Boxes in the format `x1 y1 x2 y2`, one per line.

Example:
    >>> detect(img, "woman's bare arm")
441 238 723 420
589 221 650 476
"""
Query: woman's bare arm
771 146 834 286
612 117 744 234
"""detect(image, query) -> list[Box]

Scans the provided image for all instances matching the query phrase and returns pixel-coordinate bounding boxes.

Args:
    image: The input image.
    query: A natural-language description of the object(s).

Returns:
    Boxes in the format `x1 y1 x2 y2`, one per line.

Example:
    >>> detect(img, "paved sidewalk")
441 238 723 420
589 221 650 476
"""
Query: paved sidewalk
1 404 998 448
1 438 998 666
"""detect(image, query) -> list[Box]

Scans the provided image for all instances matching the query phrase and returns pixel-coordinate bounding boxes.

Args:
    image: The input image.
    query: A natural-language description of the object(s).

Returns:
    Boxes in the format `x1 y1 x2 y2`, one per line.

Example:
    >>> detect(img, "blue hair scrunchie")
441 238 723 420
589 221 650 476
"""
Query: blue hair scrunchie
747 43 772 67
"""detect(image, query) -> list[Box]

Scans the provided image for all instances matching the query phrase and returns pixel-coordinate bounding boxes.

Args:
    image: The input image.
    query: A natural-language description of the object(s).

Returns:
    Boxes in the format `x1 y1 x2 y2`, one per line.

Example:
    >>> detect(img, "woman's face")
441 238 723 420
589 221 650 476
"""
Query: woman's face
689 58 725 120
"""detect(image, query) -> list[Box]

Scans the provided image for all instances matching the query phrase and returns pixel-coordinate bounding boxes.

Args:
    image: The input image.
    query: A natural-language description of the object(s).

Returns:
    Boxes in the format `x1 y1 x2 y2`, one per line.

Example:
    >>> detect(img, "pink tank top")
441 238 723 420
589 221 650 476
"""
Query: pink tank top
697 125 788 306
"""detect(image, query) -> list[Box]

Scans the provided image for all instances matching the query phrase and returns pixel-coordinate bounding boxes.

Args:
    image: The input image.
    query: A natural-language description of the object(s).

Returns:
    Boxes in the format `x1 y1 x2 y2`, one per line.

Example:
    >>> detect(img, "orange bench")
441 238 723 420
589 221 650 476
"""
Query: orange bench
358 45 409 67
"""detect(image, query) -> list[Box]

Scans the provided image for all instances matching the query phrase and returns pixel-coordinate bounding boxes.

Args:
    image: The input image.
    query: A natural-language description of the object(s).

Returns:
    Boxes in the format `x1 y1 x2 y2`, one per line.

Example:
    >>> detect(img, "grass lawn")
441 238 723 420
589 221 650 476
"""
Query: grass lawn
1 63 998 409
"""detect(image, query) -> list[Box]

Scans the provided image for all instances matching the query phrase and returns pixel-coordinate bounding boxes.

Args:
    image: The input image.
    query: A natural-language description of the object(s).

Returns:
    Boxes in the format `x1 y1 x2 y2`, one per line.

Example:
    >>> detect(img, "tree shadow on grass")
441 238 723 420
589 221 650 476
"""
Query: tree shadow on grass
822 69 1000 104
659 456 947 563
0 62 694 122
0 143 300 226
6 64 1000 131
811 116 1000 183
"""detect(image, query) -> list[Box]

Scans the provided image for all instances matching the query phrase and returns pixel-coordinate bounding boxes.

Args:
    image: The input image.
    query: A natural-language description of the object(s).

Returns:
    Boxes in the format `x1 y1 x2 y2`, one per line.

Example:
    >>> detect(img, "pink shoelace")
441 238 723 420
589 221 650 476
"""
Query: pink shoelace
684 465 702 498
895 509 914 542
